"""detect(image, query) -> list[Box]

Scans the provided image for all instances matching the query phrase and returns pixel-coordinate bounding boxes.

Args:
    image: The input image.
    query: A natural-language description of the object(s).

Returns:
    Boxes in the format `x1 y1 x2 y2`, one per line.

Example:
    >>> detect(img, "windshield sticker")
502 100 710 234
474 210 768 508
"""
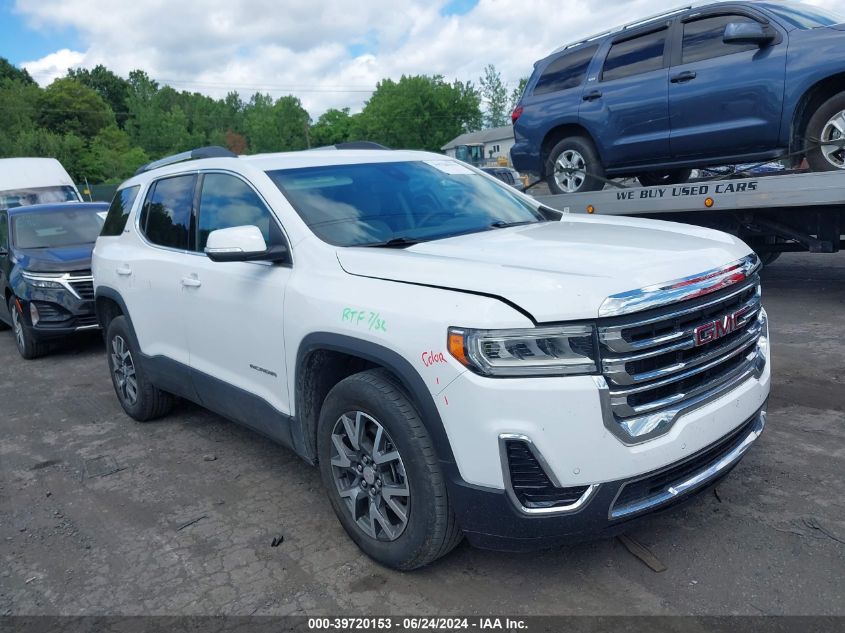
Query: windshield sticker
342 308 387 332
424 160 475 175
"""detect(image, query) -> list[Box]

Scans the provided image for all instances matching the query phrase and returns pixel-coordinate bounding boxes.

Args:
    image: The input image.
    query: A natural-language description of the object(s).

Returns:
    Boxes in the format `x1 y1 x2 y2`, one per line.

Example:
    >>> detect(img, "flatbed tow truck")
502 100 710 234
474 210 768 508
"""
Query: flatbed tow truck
534 170 845 264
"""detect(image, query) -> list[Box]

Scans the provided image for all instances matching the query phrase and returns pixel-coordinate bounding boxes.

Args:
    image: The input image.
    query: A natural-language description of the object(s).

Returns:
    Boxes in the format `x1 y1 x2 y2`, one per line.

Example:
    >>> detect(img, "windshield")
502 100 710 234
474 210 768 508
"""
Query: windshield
266 160 544 247
0 186 80 212
12 208 105 249
763 2 843 28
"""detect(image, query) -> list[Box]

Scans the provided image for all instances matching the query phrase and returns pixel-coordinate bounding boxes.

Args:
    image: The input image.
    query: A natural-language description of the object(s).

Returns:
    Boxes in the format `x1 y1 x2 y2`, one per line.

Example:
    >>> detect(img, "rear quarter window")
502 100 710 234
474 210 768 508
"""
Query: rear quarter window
532 45 599 96
101 186 140 237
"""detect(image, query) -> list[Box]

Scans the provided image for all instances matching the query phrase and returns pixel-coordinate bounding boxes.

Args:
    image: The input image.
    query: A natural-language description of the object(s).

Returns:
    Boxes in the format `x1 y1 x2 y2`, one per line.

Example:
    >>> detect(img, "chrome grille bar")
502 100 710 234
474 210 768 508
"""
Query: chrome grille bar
596 269 767 445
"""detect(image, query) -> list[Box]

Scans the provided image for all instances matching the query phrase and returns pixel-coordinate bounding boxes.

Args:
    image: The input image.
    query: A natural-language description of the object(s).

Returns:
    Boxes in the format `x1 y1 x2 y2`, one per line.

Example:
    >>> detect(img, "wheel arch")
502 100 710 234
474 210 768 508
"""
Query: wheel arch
95 286 130 332
790 73 845 157
294 333 456 466
540 123 599 177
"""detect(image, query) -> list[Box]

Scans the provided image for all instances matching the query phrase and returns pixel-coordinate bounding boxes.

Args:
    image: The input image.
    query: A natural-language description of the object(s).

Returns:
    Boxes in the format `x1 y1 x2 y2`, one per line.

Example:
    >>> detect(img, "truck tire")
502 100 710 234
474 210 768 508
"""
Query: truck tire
638 169 692 187
317 369 462 570
8 296 48 359
106 316 175 422
545 136 605 194
805 92 845 172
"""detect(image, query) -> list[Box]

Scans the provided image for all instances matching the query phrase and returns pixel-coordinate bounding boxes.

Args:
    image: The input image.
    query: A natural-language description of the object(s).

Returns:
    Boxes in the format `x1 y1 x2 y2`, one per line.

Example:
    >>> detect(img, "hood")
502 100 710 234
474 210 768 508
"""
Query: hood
13 243 94 273
337 216 752 323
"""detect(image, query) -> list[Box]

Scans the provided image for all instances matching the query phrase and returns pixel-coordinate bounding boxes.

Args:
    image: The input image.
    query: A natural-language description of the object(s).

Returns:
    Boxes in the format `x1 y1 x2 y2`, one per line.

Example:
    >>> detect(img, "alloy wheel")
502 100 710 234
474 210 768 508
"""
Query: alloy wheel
820 109 845 169
11 304 24 352
554 149 587 192
111 335 138 406
330 410 410 541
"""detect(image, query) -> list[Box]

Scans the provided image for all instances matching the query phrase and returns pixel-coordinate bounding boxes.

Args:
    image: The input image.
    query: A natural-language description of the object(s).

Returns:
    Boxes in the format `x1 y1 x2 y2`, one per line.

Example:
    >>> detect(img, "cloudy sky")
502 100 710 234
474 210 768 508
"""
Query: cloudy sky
1 0 841 117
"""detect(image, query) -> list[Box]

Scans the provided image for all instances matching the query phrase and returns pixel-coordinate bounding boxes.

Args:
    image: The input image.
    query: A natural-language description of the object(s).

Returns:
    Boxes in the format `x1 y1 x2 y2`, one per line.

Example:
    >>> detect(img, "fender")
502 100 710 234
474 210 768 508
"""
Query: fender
295 332 457 466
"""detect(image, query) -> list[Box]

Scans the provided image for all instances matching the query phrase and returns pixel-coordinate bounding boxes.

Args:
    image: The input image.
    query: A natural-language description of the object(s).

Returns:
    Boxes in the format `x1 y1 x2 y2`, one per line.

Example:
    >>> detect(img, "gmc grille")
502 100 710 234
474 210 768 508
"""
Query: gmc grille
597 276 766 443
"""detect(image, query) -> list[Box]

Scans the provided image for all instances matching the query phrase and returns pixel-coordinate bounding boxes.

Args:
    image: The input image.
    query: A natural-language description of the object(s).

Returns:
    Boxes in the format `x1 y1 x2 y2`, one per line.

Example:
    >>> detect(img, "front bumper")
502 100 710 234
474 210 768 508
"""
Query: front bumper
13 289 98 340
446 405 767 551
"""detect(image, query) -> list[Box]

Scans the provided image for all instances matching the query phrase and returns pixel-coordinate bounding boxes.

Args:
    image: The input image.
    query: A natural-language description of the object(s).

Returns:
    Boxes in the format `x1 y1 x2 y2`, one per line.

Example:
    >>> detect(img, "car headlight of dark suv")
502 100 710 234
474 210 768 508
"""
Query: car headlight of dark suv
21 271 65 289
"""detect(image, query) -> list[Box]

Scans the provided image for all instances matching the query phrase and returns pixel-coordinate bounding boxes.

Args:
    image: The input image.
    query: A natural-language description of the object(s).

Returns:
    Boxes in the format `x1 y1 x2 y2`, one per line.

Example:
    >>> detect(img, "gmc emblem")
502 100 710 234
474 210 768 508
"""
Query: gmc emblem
694 307 750 347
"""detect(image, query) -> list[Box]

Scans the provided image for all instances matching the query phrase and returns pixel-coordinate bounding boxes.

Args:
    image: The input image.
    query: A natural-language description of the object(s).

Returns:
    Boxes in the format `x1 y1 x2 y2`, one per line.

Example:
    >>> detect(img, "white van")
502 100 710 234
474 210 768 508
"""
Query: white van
0 158 82 211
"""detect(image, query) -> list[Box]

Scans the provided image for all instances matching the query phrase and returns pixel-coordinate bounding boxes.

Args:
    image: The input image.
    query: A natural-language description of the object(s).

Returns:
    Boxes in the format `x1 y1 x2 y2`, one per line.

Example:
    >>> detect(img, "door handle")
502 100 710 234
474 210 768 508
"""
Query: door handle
670 71 697 83
582 90 603 102
116 266 132 276
180 276 202 288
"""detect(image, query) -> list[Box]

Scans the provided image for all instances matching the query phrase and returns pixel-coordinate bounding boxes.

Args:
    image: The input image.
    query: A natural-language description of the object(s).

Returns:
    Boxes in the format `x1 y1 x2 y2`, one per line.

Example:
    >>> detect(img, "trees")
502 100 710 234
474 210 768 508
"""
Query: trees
243 94 311 153
311 108 356 147
37 78 114 138
67 65 131 127
509 77 529 113
354 75 481 151
0 56 498 184
479 65 509 128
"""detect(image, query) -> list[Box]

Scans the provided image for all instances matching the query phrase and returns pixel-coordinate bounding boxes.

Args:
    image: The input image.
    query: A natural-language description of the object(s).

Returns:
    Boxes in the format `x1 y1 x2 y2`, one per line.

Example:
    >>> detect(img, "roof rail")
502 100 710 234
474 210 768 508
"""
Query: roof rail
552 2 709 54
134 146 237 175
335 141 391 150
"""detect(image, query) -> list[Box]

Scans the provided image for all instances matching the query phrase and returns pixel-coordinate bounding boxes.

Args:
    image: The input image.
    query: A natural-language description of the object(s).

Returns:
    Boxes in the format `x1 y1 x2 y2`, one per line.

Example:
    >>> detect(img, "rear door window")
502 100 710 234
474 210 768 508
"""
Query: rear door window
682 15 759 64
139 174 196 250
533 45 598 96
602 29 667 82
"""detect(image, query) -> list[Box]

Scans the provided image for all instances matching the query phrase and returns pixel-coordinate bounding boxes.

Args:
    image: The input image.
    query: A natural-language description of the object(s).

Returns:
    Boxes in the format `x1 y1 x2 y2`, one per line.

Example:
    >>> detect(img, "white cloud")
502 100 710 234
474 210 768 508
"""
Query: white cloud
16 0 844 118
20 48 86 86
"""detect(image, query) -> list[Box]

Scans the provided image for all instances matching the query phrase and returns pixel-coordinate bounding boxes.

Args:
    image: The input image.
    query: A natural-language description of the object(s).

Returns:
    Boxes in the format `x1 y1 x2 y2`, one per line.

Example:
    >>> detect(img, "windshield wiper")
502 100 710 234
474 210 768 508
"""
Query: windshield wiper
489 220 539 229
359 236 423 248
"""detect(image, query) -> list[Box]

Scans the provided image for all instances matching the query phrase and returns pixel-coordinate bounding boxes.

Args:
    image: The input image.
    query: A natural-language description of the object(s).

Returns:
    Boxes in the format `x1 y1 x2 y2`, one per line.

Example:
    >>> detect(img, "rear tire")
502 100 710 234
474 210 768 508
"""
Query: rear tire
106 316 174 422
637 169 692 187
805 92 845 172
317 369 462 570
8 296 48 360
545 136 605 194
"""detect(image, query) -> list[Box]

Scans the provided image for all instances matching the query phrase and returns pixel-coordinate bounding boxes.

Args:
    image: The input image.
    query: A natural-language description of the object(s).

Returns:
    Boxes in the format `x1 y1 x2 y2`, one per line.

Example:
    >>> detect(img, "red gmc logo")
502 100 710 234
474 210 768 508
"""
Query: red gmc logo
694 307 750 346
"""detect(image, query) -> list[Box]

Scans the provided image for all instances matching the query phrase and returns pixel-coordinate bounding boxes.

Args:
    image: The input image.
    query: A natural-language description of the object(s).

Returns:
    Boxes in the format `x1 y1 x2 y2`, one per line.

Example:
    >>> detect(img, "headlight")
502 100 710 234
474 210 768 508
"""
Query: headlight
21 271 63 289
448 325 599 377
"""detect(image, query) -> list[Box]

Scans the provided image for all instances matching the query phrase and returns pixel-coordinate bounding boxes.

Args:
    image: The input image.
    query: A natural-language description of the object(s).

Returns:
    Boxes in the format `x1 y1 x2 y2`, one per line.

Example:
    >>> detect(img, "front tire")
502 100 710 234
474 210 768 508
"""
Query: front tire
545 136 605 194
106 316 174 421
8 296 47 360
805 92 845 172
637 169 692 187
317 369 462 570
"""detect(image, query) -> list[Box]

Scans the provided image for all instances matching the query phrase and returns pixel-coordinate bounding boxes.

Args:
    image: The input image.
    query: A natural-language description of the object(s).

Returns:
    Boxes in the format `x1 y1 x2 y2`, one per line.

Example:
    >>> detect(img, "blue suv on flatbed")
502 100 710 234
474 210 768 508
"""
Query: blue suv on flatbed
510 1 845 193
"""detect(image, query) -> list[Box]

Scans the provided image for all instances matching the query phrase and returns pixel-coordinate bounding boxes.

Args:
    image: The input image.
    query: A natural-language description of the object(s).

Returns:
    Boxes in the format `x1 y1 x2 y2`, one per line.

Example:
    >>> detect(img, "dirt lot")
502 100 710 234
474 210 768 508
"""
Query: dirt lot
1 253 843 616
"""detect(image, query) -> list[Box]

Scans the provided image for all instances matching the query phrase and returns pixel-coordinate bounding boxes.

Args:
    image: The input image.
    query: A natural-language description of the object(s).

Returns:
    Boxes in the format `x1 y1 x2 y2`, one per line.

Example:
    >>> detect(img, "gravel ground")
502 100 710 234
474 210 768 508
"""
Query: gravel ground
1 252 843 616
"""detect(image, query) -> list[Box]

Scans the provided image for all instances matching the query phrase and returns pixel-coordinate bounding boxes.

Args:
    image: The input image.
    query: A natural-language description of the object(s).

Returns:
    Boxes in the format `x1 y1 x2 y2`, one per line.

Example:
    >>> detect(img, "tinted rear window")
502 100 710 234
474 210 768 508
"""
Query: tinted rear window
533 45 598 96
602 29 667 81
101 186 140 237
139 175 196 250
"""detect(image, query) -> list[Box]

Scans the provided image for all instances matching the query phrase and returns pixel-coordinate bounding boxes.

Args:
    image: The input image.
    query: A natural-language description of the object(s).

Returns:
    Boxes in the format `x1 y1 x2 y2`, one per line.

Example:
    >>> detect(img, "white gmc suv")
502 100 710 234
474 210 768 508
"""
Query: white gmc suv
92 145 771 570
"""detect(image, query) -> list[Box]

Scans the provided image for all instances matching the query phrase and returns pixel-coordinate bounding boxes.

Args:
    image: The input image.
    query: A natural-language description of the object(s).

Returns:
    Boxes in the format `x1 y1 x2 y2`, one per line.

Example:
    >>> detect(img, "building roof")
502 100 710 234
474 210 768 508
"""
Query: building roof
441 125 514 151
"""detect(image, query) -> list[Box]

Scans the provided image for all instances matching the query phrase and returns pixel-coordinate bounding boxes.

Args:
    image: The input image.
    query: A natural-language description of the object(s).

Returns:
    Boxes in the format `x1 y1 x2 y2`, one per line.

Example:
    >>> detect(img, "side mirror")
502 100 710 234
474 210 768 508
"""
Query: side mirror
0 247 7 257
723 22 775 46
204 225 288 263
